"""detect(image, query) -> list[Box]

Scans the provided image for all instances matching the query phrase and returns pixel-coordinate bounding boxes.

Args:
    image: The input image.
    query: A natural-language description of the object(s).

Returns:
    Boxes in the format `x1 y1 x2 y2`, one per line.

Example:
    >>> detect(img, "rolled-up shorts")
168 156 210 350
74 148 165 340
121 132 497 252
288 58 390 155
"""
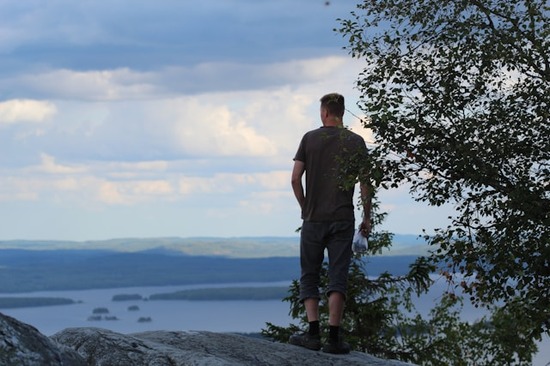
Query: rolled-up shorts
298 220 354 302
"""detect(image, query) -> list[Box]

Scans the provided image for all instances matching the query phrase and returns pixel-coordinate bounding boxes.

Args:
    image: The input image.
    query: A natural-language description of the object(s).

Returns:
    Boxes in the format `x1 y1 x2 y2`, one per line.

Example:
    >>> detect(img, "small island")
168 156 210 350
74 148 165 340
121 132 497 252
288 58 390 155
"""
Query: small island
92 307 110 314
112 294 143 301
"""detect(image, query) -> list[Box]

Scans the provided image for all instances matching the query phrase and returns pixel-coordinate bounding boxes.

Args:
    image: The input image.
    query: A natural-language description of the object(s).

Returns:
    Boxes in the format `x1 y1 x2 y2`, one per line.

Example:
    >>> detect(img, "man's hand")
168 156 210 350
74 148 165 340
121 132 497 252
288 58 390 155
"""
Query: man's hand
359 218 371 237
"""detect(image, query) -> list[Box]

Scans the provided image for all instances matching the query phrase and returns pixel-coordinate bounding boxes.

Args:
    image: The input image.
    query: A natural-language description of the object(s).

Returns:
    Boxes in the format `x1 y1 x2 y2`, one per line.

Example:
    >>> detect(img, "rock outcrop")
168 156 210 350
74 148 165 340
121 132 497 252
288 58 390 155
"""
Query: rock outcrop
0 313 85 366
1 312 415 365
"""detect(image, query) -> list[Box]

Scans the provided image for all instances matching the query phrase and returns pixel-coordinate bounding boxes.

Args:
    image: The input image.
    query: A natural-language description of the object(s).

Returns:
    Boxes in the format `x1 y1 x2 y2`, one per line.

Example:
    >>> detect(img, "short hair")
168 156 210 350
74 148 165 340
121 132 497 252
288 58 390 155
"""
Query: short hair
320 93 345 118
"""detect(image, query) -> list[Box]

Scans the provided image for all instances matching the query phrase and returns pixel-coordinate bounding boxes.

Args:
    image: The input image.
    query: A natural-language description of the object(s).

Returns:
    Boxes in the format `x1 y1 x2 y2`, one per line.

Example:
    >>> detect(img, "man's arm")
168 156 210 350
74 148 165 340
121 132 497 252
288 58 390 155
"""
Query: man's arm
359 181 373 237
291 160 305 210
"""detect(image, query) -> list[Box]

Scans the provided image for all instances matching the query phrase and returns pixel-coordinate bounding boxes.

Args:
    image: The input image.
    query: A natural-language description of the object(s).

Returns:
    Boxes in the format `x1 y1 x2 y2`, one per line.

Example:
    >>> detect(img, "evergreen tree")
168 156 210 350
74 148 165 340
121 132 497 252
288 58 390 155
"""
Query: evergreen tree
263 198 537 364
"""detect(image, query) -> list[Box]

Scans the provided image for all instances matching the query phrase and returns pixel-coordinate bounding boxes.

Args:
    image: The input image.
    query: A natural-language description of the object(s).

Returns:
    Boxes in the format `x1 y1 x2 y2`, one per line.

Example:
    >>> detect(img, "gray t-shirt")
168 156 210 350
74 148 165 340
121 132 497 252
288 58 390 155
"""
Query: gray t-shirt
294 126 368 222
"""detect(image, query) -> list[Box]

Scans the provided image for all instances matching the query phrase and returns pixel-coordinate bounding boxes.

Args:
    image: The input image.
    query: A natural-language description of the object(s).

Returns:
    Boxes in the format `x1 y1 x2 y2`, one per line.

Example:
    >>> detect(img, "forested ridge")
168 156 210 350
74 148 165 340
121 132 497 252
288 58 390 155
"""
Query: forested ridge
0 248 418 293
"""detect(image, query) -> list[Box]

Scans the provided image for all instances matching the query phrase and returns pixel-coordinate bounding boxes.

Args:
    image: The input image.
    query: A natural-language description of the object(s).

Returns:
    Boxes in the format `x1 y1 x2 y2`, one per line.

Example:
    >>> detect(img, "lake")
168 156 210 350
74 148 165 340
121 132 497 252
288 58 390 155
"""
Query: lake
1 280 548 365
0 281 295 336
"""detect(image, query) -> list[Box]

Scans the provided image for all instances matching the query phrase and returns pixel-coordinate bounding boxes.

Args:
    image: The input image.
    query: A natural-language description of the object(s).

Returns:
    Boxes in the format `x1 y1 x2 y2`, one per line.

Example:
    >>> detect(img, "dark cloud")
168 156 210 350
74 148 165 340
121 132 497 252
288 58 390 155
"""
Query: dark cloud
0 0 356 73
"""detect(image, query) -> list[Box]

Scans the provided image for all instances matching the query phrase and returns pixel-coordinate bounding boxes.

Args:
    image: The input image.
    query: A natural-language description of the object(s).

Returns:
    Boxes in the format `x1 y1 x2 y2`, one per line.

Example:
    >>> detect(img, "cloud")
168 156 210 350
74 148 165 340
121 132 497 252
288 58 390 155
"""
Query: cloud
177 171 288 197
97 181 126 205
106 161 169 179
0 176 39 201
16 68 158 101
33 153 87 174
6 56 357 100
9 65 355 163
159 56 354 95
0 0 354 73
346 113 375 145
97 179 174 205
0 171 177 206
167 97 277 158
0 0 410 239
1 151 291 208
239 190 294 215
0 99 56 124
0 52 369 216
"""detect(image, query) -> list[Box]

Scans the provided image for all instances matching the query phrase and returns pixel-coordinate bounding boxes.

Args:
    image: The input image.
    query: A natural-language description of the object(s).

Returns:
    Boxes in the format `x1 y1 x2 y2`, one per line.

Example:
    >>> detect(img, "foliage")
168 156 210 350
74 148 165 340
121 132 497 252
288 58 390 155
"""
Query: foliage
262 225 432 357
262 243 538 363
337 0 550 342
263 191 538 363
262 234 537 364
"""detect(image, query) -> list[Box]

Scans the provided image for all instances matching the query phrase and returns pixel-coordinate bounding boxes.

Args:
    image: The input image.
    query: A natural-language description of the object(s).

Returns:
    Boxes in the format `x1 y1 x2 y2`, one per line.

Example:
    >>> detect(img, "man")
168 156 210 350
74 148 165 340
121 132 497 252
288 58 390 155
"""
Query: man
289 93 372 354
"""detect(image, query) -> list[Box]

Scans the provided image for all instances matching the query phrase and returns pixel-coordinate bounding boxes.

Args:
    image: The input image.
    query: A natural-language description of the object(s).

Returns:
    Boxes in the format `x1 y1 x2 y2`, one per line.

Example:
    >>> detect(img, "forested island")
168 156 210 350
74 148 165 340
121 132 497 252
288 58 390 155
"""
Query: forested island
0 297 76 309
148 286 289 301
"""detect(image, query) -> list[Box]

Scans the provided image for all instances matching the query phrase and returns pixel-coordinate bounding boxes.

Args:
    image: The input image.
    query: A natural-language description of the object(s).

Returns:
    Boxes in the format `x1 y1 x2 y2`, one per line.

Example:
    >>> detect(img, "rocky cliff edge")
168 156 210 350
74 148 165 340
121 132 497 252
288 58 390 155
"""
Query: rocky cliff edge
1 312 415 366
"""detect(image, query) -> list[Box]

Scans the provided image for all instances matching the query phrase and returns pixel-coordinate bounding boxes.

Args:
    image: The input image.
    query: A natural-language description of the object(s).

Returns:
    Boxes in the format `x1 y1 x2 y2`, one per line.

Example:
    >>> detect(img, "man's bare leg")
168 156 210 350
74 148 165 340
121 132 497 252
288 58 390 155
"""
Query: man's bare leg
328 291 345 326
304 298 319 322
324 291 350 354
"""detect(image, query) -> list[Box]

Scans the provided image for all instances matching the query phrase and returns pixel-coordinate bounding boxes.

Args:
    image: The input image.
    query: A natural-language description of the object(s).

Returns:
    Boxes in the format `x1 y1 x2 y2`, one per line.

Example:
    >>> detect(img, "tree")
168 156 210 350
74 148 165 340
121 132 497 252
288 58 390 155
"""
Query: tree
262 237 538 365
337 0 549 342
262 199 538 364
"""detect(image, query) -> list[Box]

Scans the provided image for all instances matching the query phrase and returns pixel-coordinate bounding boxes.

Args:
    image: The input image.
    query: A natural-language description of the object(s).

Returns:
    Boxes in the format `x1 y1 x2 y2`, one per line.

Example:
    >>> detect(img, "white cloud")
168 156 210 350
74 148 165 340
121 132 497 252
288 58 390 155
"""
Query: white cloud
239 190 294 215
107 161 169 179
251 171 289 190
346 114 375 145
97 181 125 205
176 170 289 199
131 180 173 195
268 57 352 82
34 153 87 174
0 176 39 202
0 99 56 124
19 68 158 101
96 179 174 205
1 56 364 167
0 0 441 240
0 172 177 206
168 98 277 158
53 177 80 191
9 56 362 101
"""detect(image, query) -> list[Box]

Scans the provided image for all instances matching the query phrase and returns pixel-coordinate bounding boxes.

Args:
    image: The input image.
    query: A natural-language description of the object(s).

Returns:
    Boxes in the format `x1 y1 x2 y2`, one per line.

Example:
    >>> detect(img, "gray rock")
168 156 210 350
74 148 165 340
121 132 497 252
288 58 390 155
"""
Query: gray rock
0 312 85 366
52 327 415 366
1 312 415 366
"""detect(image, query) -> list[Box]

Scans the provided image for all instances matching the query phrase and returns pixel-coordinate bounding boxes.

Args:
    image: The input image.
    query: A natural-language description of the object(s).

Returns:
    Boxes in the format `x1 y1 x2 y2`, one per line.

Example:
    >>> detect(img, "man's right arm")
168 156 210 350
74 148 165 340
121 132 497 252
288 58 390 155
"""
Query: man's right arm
291 160 305 210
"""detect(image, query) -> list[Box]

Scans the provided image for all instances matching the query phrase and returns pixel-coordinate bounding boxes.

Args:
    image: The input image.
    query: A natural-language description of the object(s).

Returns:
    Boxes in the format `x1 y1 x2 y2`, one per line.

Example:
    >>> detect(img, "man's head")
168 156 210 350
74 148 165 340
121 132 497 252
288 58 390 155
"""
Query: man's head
320 93 345 125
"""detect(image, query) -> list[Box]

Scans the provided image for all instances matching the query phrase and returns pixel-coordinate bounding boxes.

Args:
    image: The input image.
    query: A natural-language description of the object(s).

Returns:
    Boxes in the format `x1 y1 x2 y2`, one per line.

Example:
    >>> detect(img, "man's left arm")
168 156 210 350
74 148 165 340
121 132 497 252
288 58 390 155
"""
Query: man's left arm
358 140 372 236
359 182 372 236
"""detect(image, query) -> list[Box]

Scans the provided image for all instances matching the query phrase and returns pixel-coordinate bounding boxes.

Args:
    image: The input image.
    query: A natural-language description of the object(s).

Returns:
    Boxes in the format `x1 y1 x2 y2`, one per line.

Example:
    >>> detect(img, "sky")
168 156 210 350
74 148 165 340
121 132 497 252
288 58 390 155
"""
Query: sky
0 0 454 241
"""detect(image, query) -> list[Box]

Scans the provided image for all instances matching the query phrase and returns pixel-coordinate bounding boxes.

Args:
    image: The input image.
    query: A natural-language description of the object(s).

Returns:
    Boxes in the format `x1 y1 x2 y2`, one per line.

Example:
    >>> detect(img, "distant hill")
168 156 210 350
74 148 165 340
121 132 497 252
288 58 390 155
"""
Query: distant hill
0 235 429 258
0 249 299 293
0 236 428 293
0 247 421 294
